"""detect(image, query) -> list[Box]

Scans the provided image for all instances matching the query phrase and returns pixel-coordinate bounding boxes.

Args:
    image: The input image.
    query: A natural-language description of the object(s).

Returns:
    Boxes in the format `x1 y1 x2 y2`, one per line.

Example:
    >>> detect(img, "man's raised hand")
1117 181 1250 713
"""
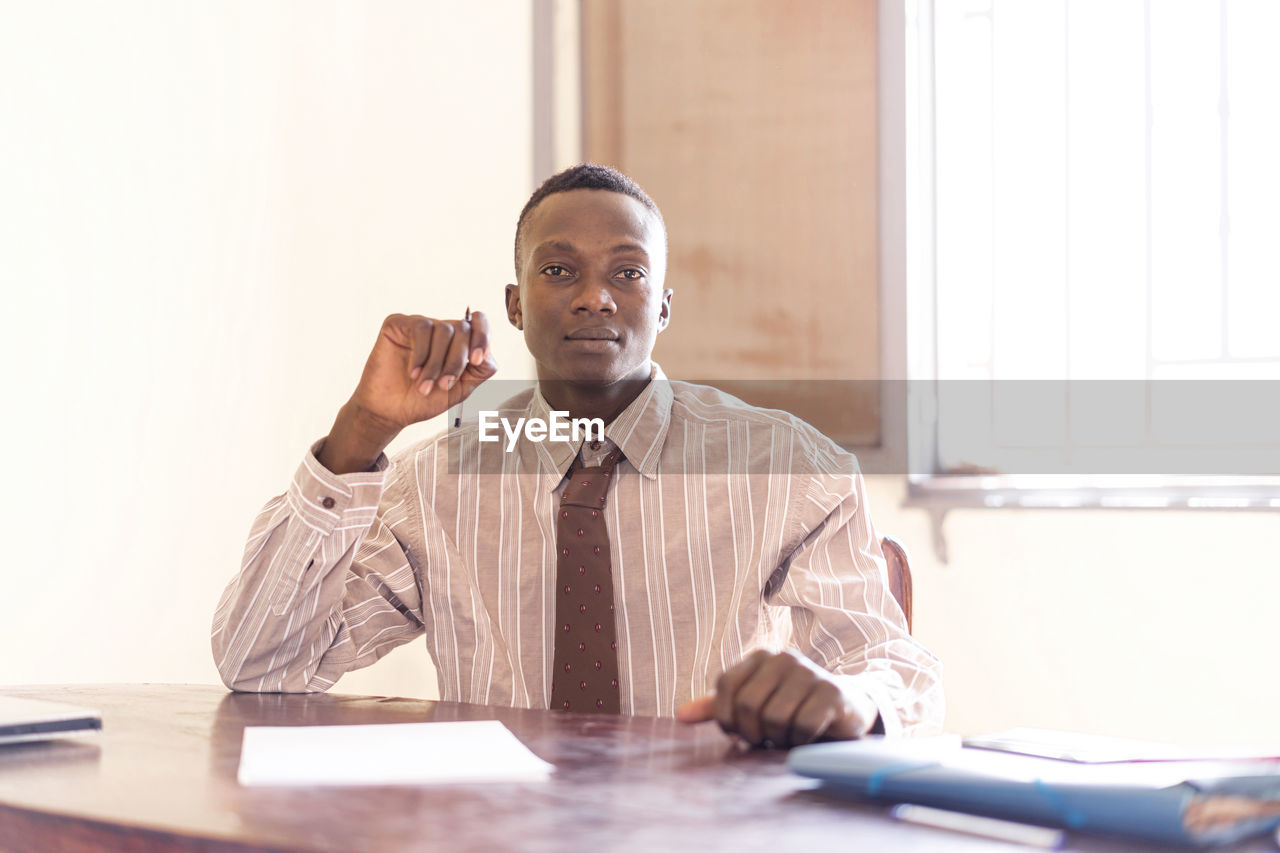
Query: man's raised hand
318 311 497 474
355 312 496 428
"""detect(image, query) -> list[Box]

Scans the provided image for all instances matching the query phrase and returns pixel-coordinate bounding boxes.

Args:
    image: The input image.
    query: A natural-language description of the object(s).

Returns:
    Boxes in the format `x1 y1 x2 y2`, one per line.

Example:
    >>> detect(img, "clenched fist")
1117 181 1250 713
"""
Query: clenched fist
318 311 498 474
675 649 882 749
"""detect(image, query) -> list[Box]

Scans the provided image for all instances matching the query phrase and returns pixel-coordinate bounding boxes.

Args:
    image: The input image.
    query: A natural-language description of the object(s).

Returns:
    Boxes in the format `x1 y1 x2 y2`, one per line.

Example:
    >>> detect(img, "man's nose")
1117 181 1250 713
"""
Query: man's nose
571 278 616 313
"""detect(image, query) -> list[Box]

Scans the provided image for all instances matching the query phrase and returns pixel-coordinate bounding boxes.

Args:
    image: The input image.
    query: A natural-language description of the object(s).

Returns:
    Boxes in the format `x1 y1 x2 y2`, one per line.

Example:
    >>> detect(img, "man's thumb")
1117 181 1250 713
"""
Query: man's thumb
676 694 715 723
455 353 498 399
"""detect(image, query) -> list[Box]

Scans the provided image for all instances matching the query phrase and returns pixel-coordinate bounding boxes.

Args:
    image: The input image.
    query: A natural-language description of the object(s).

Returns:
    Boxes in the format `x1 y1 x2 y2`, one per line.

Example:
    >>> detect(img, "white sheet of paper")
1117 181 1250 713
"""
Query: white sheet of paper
964 728 1280 764
237 720 554 786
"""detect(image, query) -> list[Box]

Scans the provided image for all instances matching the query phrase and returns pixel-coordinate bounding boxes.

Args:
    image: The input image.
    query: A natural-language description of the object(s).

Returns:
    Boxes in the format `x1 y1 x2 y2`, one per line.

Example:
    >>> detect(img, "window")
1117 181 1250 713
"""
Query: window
903 0 1280 510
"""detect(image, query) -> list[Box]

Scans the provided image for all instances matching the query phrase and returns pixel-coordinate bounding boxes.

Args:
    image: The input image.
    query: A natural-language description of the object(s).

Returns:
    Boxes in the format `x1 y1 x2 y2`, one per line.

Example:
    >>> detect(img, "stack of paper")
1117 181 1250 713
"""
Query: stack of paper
964 728 1280 764
238 720 554 786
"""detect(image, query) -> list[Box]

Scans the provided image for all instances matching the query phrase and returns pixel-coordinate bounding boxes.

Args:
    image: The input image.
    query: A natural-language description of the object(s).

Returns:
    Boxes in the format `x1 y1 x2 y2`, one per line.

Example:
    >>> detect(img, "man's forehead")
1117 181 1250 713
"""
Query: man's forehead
524 189 662 246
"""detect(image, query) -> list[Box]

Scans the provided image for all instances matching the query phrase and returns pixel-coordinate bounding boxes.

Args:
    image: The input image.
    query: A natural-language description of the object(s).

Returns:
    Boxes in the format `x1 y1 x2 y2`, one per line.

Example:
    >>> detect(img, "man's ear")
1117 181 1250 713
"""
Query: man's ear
657 288 673 332
504 283 523 330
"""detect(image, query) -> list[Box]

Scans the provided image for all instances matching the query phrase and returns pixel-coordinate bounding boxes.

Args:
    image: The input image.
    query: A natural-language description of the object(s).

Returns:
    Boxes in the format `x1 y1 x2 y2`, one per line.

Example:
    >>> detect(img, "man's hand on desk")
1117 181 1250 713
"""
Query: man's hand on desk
675 649 881 749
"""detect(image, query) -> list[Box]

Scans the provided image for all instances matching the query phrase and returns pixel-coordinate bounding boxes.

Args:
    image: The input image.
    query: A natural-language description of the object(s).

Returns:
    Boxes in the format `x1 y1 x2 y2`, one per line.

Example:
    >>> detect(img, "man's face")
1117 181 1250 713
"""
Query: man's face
506 189 672 387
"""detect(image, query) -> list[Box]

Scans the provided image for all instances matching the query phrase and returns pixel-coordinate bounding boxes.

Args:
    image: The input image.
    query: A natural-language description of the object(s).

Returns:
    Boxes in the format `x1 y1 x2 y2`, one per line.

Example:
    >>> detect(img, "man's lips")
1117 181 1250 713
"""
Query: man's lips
565 328 620 341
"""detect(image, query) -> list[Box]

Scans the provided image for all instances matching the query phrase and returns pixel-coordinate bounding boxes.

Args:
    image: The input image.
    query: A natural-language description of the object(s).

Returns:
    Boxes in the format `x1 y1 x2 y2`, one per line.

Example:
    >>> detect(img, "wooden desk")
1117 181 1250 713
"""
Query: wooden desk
0 685 1267 852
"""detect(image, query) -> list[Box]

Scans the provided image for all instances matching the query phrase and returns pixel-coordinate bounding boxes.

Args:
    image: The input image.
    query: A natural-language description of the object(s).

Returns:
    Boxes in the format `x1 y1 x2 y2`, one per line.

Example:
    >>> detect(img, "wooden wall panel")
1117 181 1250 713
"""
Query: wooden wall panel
582 0 880 446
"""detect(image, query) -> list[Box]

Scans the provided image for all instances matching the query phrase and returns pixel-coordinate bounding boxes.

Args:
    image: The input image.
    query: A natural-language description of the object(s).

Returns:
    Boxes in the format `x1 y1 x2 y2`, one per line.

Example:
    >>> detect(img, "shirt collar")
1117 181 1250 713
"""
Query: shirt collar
528 363 673 491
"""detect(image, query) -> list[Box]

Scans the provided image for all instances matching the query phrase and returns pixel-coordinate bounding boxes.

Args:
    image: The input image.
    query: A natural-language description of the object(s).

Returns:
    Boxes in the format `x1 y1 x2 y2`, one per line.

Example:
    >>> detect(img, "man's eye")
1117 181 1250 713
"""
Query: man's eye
542 265 569 277
618 269 644 280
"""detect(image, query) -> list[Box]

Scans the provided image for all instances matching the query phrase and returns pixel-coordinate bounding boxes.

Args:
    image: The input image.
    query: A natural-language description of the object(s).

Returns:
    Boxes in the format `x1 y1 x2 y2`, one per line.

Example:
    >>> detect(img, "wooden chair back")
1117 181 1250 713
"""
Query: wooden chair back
879 535 913 634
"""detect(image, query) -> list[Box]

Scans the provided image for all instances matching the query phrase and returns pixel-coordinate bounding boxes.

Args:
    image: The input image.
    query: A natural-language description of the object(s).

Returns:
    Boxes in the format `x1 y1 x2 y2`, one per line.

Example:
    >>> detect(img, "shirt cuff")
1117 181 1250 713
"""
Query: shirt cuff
834 673 904 738
286 439 390 533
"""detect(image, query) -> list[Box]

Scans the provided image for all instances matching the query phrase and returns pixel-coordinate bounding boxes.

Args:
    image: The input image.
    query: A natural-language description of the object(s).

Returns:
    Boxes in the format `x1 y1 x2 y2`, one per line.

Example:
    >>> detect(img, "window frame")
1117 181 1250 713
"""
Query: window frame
880 0 1280 527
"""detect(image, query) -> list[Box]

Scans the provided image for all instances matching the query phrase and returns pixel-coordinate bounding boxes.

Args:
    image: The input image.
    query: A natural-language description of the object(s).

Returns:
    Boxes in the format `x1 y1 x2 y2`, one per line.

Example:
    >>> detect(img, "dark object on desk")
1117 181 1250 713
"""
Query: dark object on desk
880 535 913 633
0 696 100 745
789 736 1280 848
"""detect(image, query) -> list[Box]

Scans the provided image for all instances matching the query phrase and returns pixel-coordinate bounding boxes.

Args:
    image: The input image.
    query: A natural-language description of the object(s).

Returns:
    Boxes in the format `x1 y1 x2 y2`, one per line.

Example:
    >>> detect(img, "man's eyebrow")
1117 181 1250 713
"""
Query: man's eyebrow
608 242 650 256
532 240 579 255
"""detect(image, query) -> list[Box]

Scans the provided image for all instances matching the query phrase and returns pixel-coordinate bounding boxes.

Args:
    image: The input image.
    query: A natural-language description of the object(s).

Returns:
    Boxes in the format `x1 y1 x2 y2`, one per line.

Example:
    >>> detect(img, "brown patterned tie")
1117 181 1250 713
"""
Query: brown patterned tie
550 447 623 713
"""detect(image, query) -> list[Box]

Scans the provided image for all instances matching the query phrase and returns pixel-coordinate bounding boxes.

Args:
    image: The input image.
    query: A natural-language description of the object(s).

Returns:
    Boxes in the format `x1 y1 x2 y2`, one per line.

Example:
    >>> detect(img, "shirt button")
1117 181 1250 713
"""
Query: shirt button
321 496 336 509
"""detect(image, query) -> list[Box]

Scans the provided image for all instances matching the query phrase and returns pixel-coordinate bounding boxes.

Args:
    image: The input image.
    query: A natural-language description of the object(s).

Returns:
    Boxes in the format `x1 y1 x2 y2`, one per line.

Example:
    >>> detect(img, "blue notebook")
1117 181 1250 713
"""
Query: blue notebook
788 736 1280 847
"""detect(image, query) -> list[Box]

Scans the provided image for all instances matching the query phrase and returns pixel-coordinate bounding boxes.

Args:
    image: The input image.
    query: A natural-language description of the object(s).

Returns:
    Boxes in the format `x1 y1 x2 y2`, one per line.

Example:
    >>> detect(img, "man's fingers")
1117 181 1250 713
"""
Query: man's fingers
790 687 841 746
380 314 431 380
417 321 455 392
467 310 491 366
435 319 471 391
676 694 715 723
728 654 794 745
381 312 483 385
713 649 768 737
704 650 874 748
456 351 498 400
355 312 492 434
758 666 815 747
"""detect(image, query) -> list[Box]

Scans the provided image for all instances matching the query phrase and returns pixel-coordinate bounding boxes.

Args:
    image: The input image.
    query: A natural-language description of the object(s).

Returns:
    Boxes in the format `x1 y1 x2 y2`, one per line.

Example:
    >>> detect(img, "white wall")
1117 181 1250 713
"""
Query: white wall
0 1 532 693
866 478 1280 749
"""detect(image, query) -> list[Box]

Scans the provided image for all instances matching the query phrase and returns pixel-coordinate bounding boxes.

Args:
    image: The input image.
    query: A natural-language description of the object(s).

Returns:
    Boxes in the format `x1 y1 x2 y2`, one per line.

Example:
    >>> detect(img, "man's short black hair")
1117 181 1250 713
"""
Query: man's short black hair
513 163 666 276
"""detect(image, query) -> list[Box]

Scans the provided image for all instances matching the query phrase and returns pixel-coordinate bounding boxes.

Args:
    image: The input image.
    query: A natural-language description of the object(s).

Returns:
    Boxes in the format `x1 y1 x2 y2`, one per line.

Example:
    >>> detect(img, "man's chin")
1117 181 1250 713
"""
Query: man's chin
541 371 625 389
537 359 652 390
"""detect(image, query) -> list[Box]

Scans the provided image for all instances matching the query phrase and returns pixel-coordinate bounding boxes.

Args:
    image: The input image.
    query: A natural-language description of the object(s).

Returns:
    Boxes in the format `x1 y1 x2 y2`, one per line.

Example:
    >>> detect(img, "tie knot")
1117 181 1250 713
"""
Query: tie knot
561 450 623 508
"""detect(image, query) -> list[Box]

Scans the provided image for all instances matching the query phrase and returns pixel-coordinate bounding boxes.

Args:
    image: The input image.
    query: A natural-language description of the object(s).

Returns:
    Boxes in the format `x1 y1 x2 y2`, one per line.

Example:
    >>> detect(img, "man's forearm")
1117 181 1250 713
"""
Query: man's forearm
211 491 347 692
212 444 395 693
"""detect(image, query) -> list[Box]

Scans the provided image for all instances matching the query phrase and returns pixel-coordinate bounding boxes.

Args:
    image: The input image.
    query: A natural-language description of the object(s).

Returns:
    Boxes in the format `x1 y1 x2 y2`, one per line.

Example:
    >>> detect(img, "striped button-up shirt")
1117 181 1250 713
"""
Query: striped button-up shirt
212 366 944 734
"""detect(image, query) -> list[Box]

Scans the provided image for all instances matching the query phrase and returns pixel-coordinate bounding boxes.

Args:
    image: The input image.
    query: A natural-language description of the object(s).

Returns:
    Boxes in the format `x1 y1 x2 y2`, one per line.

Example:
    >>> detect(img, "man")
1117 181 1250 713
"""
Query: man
213 165 943 747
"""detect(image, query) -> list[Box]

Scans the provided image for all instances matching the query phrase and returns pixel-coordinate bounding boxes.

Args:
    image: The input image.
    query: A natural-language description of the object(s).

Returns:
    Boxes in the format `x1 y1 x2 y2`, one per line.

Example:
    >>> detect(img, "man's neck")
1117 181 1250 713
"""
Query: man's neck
538 364 653 425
